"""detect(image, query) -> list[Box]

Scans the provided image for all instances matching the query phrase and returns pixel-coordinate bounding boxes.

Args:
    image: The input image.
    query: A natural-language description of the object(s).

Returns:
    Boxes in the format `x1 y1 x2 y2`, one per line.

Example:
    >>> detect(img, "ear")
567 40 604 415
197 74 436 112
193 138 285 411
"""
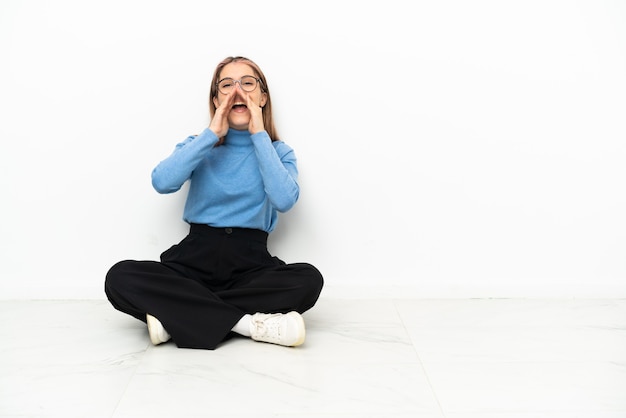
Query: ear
212 95 220 109
260 92 268 107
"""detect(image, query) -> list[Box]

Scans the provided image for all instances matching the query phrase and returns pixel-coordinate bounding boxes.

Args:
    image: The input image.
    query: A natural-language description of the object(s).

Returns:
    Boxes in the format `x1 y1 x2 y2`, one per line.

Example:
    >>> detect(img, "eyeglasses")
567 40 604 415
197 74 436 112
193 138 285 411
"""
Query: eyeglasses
216 75 261 94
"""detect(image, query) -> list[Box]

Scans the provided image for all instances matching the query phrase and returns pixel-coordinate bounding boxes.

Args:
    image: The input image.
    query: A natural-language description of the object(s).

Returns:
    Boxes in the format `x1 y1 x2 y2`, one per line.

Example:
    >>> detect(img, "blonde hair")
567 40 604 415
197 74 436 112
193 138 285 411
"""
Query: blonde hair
209 56 279 145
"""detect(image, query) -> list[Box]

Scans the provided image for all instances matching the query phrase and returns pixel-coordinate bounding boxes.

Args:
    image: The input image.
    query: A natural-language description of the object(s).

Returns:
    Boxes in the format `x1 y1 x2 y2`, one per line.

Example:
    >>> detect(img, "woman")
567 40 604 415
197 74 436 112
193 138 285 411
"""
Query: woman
105 56 324 350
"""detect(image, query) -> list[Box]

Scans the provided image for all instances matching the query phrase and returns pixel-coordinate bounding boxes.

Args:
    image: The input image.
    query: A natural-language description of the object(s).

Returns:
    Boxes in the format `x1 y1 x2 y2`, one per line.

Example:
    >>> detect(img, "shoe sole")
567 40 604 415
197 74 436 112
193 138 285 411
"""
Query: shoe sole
288 311 306 347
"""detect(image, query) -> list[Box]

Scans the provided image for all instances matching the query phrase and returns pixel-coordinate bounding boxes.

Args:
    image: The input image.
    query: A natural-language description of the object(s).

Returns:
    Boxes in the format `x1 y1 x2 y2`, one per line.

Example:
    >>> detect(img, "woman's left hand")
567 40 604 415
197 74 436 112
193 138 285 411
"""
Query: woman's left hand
245 91 265 135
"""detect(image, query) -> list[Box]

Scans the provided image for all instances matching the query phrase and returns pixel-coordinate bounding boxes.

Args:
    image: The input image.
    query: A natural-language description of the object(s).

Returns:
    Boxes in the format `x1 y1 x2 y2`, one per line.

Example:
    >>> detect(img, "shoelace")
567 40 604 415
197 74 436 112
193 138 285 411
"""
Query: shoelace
252 314 283 342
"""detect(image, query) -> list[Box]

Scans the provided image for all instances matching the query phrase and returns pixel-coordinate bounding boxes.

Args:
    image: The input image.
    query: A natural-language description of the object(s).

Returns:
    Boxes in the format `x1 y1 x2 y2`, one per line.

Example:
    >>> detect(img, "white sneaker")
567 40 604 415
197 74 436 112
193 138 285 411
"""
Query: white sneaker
250 311 306 347
146 313 171 345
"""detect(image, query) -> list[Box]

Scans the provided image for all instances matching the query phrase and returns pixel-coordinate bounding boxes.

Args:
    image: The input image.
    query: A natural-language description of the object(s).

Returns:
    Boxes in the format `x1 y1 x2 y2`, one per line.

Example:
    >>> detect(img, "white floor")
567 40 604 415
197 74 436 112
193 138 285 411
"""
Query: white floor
1 298 625 418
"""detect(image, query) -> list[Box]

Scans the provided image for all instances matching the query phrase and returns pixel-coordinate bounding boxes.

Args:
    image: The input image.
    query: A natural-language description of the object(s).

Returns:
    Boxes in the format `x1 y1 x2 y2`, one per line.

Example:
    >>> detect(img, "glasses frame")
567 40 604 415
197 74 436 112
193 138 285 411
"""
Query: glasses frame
216 76 261 95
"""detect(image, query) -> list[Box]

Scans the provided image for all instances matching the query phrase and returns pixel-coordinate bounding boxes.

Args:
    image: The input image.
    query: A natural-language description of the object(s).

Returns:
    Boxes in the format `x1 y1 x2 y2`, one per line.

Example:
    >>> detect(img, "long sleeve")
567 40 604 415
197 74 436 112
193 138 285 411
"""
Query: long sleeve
151 128 220 194
151 128 300 232
251 131 299 212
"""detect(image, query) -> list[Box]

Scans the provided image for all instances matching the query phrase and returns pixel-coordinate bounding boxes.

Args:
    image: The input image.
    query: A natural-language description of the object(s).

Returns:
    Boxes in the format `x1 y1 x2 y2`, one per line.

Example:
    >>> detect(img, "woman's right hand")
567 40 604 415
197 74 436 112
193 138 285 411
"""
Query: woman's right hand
209 88 236 138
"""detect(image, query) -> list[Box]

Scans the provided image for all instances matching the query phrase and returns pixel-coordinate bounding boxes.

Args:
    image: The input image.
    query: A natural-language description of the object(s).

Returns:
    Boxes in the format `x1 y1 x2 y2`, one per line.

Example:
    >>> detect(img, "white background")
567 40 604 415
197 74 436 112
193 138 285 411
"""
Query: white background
1 0 624 299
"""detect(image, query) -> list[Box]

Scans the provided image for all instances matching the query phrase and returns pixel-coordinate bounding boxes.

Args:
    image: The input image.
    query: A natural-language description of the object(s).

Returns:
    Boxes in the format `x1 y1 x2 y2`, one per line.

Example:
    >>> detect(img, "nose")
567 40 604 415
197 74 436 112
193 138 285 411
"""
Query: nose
234 84 247 98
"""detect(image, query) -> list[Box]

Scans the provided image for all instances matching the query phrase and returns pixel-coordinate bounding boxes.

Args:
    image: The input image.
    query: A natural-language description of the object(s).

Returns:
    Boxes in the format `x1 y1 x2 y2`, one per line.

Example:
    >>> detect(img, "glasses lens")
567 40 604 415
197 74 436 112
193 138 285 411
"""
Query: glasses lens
240 76 258 92
217 77 258 94
218 78 234 94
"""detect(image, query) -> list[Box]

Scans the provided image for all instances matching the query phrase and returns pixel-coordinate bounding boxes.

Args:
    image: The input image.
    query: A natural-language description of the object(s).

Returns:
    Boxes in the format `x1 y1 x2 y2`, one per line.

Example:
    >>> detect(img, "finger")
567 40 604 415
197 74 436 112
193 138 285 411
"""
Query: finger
222 88 237 109
214 92 235 121
242 89 260 109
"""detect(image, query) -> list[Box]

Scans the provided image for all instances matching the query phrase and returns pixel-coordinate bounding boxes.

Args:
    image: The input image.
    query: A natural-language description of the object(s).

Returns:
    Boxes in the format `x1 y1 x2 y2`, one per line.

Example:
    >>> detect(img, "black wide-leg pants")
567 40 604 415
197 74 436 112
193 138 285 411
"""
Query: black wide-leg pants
104 223 324 349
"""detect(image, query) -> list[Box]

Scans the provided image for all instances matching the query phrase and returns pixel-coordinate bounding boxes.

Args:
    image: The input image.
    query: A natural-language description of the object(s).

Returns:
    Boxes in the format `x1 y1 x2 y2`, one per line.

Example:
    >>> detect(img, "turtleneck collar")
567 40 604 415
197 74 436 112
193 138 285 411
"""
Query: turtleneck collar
224 129 253 147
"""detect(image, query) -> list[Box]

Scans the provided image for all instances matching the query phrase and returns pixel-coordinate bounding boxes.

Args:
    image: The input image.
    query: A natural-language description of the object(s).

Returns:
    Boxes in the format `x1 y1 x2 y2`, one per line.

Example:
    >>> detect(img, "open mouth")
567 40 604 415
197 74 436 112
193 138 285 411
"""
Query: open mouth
232 102 247 110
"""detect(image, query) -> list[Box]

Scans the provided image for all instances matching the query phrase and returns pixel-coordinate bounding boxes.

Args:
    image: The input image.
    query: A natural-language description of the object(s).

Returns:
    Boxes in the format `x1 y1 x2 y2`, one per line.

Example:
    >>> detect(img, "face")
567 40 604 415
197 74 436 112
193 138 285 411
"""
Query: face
213 62 267 131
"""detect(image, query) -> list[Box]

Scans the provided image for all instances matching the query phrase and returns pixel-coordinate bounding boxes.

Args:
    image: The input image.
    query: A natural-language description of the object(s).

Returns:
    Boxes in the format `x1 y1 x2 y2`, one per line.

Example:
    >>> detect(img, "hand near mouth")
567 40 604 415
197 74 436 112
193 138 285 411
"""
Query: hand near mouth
209 87 238 138
210 84 265 137
244 89 265 135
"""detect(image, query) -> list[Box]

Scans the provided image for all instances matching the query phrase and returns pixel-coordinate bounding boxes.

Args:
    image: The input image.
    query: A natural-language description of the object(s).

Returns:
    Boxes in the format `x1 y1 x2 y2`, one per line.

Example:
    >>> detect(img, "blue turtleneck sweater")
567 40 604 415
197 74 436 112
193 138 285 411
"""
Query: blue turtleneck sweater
151 128 299 233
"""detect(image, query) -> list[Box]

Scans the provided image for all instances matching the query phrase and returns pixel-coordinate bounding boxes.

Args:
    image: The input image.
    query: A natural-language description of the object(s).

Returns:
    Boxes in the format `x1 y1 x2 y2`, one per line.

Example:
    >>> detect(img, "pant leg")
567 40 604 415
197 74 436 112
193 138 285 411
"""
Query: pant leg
217 262 324 315
105 225 324 350
105 260 244 349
